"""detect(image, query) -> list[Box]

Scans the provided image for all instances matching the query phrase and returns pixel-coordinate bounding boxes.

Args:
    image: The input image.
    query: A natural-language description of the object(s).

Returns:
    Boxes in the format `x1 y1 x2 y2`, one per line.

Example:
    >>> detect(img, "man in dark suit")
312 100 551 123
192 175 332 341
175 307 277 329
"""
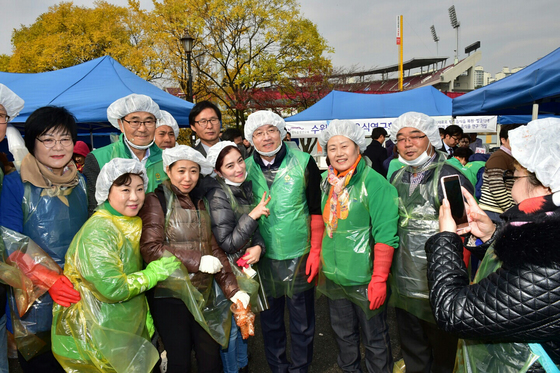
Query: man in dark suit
189 101 222 156
439 124 463 158
363 127 389 177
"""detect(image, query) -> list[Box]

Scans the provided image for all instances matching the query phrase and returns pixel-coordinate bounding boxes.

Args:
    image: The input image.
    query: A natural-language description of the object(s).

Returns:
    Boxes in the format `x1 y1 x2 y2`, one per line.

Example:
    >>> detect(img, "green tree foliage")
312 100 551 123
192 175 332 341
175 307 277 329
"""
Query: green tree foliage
7 1 164 80
147 0 332 127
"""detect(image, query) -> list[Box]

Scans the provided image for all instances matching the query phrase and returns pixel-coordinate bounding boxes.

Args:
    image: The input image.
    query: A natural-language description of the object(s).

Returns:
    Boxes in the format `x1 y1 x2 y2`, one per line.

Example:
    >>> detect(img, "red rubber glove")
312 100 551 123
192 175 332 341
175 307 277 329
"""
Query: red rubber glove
236 255 249 269
8 251 80 307
367 243 395 310
48 276 81 307
305 215 325 283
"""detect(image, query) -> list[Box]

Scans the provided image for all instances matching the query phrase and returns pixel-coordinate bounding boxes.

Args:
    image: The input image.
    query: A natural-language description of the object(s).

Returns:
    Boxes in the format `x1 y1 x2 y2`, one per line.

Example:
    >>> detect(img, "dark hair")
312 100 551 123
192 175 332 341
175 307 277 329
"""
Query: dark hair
215 145 242 172
453 147 473 160
444 124 463 138
499 124 524 141
188 101 222 126
25 106 77 156
460 133 470 141
371 127 388 140
222 128 242 142
109 172 144 195
439 128 446 136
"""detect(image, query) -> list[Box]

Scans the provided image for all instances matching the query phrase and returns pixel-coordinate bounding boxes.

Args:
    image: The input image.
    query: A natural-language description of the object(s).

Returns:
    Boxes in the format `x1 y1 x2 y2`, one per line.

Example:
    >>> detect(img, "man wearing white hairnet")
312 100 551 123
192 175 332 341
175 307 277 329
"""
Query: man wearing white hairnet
83 94 167 216
244 110 323 373
155 110 179 150
0 83 24 373
388 112 473 373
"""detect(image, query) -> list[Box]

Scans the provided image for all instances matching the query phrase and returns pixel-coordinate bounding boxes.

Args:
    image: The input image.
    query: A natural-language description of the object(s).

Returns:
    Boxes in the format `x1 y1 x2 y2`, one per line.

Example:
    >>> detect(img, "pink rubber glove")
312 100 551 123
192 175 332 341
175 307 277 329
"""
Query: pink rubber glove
305 215 325 283
48 276 81 307
367 243 395 310
236 255 249 269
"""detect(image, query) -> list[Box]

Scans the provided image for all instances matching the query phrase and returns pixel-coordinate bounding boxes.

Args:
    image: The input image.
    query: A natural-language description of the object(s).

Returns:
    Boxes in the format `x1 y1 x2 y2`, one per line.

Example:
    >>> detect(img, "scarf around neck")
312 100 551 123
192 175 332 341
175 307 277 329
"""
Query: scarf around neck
323 155 361 238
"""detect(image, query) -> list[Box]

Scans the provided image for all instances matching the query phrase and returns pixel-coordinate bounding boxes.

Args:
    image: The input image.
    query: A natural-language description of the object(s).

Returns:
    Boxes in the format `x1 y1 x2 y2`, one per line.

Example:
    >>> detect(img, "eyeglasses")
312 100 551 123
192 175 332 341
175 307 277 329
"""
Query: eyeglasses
0 114 10 124
396 135 427 144
503 170 529 183
194 117 220 126
37 137 74 149
121 118 157 129
253 128 279 139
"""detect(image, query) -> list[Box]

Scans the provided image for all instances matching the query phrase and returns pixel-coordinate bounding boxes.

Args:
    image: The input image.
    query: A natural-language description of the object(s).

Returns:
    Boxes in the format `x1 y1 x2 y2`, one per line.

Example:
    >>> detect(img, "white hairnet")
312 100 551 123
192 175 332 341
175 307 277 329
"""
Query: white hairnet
509 118 560 193
95 158 148 205
206 141 238 169
389 112 441 148
318 120 367 155
107 94 162 129
0 84 24 121
162 145 213 176
244 111 287 146
157 110 179 138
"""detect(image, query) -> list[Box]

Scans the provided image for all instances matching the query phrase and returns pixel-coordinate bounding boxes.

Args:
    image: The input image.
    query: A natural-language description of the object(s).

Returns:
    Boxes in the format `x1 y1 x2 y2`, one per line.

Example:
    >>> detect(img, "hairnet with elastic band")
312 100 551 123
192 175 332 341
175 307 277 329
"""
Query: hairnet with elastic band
244 111 286 146
162 145 213 176
509 118 560 194
107 94 162 129
95 158 148 205
206 141 238 169
157 110 179 138
389 112 441 148
0 84 24 121
318 119 367 155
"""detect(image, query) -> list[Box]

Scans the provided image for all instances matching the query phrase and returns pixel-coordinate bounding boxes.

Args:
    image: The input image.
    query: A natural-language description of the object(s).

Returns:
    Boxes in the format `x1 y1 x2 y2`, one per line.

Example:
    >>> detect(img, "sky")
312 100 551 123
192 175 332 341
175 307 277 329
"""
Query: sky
1 0 559 76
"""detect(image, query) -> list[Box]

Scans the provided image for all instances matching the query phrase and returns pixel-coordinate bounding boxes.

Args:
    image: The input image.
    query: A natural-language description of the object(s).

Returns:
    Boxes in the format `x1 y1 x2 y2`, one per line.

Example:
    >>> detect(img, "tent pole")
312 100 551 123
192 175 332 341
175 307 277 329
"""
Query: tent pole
532 101 539 120
90 129 94 149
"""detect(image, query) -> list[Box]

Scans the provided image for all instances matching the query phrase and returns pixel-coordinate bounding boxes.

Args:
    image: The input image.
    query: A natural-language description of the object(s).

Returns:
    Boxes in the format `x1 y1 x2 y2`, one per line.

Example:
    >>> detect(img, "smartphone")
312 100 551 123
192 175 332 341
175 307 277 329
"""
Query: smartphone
441 175 469 230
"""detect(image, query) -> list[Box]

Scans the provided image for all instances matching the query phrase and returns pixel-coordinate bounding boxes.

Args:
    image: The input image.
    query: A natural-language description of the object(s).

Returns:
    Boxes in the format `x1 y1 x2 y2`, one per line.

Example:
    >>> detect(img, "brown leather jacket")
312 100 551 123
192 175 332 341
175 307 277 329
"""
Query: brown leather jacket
138 181 239 298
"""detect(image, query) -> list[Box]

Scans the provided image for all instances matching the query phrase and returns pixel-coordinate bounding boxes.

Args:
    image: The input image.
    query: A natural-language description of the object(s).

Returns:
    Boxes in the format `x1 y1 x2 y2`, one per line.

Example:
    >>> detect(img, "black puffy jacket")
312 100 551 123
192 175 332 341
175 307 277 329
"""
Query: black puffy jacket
425 198 560 369
203 177 266 261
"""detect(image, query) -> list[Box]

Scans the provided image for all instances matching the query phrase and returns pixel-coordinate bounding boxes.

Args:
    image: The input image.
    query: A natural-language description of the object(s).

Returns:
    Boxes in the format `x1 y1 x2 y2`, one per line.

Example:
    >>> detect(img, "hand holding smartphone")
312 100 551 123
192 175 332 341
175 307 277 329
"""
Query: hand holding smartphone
440 175 469 232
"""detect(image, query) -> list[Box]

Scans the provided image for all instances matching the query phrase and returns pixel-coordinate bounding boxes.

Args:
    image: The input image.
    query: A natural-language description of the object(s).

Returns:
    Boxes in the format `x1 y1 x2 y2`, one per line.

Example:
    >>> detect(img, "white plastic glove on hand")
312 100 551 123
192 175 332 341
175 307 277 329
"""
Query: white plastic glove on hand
198 255 223 274
230 290 250 309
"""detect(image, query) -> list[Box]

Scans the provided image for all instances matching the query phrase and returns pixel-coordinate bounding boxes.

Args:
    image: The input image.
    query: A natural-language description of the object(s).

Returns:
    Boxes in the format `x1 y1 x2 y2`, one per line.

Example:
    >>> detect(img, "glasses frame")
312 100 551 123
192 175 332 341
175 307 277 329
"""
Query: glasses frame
121 118 157 129
253 127 280 139
36 137 74 149
395 134 427 144
193 117 220 126
502 170 529 183
0 114 10 124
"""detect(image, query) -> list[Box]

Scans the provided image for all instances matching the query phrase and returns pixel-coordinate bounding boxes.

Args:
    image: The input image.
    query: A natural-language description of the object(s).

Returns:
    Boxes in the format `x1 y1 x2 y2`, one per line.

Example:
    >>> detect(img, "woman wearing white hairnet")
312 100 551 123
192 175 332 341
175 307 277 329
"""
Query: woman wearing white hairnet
204 141 270 373
138 145 249 373
311 120 399 372
426 118 560 372
0 106 87 373
51 158 180 373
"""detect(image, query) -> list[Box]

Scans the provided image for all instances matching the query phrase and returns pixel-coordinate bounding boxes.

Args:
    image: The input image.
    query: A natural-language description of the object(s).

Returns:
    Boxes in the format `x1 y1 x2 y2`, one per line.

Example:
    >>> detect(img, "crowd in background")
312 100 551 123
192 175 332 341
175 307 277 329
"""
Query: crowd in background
1 84 560 373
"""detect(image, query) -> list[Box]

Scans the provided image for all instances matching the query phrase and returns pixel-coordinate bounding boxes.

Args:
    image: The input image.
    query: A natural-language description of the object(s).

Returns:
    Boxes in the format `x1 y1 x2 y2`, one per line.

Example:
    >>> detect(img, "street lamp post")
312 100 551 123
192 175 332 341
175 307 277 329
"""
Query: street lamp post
180 31 194 103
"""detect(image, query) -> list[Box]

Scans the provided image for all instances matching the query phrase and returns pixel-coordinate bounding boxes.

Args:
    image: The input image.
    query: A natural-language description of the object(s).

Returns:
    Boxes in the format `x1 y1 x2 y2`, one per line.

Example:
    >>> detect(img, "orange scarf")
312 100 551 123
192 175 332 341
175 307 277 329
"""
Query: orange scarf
323 155 361 238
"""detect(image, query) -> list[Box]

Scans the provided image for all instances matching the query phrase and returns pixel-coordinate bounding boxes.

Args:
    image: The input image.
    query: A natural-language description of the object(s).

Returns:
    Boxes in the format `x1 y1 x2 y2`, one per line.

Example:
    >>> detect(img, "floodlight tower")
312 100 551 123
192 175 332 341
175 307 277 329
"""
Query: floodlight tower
448 5 460 63
430 25 440 56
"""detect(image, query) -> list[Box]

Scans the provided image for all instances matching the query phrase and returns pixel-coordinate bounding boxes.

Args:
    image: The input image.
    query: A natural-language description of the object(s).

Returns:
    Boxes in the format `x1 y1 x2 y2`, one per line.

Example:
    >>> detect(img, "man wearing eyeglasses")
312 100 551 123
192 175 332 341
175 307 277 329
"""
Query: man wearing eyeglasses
388 112 473 373
244 111 323 373
439 124 463 158
189 101 222 157
83 93 167 216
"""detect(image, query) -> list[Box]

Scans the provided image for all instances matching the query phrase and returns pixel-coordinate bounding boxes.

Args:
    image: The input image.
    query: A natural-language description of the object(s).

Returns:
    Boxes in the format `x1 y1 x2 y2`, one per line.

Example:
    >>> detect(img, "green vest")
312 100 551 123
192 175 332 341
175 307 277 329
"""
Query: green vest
91 134 167 193
245 146 311 260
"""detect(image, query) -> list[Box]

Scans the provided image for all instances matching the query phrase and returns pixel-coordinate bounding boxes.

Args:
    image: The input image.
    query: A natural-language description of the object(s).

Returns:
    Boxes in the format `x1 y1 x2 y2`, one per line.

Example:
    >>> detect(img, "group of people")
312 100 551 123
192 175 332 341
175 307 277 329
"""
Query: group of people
1 82 560 373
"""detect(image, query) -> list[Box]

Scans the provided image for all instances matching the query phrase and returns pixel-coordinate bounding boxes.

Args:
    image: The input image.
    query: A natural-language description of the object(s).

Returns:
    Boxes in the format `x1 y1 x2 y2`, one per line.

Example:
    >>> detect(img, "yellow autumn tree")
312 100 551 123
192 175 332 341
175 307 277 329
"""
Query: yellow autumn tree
7 1 164 81
144 0 333 127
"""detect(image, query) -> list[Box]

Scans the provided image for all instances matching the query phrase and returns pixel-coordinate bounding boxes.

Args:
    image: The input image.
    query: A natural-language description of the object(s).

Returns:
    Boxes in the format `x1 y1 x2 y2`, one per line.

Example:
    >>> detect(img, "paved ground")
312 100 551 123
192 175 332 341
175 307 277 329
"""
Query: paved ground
9 294 403 372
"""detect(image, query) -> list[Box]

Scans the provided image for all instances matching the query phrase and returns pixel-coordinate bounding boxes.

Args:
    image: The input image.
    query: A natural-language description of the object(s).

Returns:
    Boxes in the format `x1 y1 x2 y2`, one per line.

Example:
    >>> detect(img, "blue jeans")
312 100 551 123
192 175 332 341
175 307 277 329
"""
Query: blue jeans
328 298 393 373
0 314 8 373
220 315 248 373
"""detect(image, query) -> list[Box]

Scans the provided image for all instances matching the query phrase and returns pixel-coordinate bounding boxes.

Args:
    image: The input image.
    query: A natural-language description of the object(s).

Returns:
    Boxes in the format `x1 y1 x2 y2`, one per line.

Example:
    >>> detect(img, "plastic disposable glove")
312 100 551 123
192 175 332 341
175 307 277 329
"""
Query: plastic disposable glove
230 290 250 309
199 255 223 274
305 215 325 283
49 276 81 307
367 243 395 310
143 256 181 288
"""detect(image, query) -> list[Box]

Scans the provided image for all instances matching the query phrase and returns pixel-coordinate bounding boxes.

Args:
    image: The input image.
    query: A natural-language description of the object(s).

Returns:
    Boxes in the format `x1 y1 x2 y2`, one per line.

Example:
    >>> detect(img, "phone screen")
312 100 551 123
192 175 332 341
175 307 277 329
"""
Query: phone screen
443 176 468 225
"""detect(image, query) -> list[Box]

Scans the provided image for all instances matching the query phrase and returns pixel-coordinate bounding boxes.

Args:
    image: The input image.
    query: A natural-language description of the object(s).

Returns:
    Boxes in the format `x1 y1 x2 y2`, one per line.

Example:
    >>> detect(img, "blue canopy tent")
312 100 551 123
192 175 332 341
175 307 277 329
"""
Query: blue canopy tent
0 56 193 137
286 86 452 122
453 47 560 118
